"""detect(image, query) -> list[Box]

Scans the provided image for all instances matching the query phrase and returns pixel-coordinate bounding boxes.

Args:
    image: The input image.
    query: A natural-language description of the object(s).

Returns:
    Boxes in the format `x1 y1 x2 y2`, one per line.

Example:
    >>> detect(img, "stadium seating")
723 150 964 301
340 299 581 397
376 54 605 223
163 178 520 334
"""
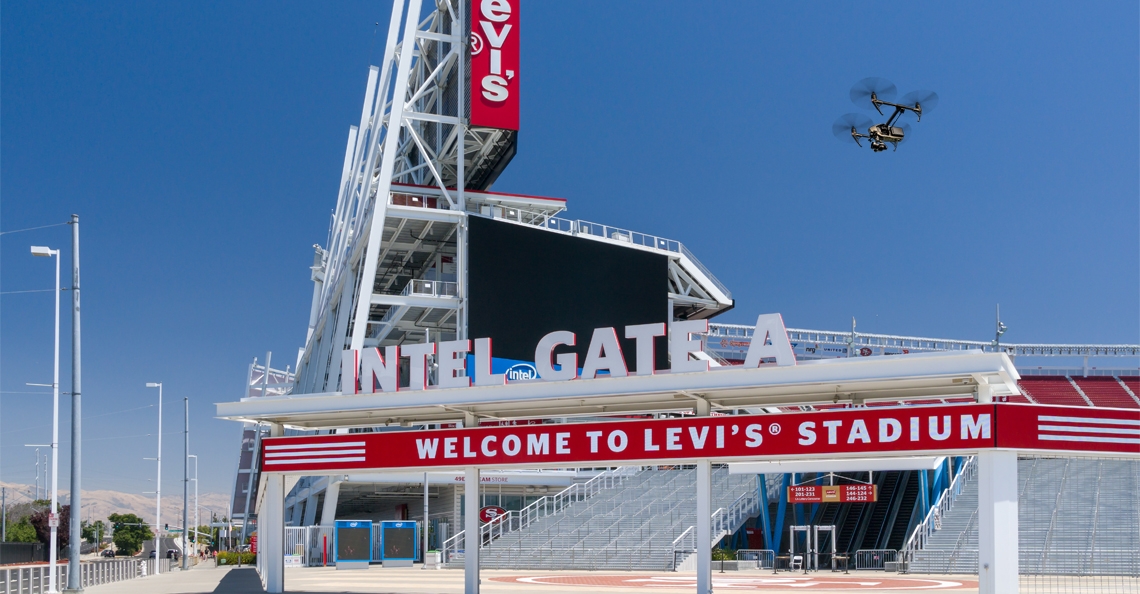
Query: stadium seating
478 467 756 570
1018 377 1089 407
909 458 1140 575
1074 377 1140 409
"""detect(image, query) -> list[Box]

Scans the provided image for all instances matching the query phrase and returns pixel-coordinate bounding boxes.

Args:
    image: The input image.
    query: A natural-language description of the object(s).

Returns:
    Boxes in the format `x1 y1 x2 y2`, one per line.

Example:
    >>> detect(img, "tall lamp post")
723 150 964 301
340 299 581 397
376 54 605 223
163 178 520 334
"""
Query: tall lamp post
182 397 189 571
64 213 82 593
31 245 61 594
188 455 199 555
146 383 163 573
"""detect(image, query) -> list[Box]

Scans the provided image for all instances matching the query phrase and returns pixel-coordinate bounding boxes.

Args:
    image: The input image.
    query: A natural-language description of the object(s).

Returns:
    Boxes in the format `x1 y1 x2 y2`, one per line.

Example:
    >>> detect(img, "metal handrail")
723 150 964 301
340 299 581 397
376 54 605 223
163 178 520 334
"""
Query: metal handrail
945 509 978 573
484 206 732 300
401 278 458 298
672 484 762 567
900 456 976 566
442 466 640 565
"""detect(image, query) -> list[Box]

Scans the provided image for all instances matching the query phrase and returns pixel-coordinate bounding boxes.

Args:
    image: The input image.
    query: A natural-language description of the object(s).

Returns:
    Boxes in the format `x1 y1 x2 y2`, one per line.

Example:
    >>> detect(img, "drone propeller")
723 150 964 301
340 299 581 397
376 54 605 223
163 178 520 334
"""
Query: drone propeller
832 113 873 145
849 77 897 113
899 90 939 121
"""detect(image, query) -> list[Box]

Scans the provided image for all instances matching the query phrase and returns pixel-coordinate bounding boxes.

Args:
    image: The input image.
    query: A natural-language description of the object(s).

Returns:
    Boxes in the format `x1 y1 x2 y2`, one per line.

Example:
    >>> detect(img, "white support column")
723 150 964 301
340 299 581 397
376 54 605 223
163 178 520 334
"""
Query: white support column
977 450 1019 594
319 479 342 526
696 460 712 594
261 423 286 594
464 467 480 594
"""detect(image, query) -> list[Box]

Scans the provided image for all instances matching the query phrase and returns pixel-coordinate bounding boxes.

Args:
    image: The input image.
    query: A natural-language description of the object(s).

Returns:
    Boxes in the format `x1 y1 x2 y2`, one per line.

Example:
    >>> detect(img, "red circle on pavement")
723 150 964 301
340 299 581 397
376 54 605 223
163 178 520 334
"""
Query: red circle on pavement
491 574 977 590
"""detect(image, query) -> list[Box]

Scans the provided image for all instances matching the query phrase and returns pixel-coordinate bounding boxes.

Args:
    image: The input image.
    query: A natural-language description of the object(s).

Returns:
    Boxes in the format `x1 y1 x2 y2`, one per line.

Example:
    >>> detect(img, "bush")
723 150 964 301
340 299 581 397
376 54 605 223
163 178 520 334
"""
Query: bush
216 551 256 565
711 548 734 561
6 518 38 543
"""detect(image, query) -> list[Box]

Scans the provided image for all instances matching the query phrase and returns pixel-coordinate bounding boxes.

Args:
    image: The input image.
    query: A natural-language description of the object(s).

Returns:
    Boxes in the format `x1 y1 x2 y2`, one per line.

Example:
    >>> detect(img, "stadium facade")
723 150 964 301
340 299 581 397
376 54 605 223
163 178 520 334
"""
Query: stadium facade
219 1 1140 593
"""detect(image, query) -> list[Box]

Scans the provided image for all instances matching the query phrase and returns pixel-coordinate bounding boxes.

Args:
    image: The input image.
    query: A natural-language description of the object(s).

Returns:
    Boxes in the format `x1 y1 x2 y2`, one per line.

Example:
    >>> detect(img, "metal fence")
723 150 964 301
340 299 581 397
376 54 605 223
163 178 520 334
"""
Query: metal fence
855 549 898 570
0 558 175 594
0 544 45 566
735 549 776 569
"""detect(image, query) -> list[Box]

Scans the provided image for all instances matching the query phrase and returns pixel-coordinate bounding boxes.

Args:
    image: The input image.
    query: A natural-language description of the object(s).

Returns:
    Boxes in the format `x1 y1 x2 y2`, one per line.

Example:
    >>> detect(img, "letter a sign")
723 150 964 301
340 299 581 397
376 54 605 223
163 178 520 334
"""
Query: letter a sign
470 0 519 130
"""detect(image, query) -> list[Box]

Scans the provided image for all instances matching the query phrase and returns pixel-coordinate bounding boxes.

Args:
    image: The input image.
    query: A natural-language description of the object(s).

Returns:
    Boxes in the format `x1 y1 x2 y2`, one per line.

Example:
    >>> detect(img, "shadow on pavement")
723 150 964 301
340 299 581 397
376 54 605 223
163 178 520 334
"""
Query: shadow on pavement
213 568 266 593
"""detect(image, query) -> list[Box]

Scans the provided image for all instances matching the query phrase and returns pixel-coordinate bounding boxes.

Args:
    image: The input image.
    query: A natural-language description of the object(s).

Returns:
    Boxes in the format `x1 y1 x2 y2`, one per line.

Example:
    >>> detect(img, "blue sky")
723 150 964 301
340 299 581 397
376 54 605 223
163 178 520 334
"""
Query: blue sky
2 1 1136 503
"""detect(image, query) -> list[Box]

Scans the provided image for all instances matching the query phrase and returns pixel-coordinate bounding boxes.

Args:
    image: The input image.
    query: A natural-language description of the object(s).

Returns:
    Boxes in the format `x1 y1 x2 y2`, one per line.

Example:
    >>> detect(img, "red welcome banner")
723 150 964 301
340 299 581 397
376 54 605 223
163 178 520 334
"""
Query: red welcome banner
259 404 1138 474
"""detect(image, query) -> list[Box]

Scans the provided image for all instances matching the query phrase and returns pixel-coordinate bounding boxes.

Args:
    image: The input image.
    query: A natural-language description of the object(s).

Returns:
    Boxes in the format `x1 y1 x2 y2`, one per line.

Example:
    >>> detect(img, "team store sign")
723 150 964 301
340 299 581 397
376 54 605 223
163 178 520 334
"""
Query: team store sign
341 314 796 394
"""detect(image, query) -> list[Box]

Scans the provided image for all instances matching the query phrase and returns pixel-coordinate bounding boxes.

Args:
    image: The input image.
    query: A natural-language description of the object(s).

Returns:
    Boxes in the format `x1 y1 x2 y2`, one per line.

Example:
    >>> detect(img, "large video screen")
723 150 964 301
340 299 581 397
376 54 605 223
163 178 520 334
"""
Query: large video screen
469 216 668 373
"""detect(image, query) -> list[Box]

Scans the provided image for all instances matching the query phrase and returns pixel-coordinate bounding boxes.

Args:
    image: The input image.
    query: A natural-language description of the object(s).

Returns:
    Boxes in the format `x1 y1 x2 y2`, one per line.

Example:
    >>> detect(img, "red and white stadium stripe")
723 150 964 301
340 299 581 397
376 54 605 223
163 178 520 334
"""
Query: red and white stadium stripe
1036 414 1140 446
262 441 366 467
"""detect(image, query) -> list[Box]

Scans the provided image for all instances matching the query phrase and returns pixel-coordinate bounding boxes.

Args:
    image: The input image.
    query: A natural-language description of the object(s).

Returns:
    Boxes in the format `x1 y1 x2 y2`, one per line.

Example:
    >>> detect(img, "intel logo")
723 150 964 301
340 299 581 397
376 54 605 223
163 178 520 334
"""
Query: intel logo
505 363 539 382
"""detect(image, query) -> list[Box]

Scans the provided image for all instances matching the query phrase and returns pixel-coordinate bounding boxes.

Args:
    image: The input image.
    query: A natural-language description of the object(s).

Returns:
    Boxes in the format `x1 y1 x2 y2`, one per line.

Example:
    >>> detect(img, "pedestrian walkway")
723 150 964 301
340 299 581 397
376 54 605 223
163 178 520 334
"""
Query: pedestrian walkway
81 563 984 593
83 563 264 594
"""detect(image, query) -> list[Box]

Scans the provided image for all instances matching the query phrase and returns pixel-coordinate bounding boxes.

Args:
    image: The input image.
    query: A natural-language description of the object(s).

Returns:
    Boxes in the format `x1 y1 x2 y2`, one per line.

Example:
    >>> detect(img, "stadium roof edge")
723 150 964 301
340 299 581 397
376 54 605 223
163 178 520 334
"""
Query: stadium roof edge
216 350 1019 430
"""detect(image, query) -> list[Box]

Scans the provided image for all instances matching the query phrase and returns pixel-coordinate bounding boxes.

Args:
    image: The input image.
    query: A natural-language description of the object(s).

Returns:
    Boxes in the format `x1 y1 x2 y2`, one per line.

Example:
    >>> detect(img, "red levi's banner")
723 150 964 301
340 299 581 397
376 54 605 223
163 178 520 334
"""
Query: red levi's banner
470 0 519 130
995 404 1140 455
261 404 1002 473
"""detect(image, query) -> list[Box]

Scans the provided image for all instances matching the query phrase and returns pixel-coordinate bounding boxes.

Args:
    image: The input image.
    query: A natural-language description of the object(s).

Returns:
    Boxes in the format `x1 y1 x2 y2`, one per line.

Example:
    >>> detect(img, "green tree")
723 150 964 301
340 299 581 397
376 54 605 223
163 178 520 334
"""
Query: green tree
82 520 106 545
6 517 38 543
108 513 152 556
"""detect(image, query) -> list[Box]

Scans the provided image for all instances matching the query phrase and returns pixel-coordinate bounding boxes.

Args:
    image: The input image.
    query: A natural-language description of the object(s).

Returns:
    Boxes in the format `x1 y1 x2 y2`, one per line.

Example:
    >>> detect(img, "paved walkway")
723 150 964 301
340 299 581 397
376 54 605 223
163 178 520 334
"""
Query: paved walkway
81 563 983 593
84 563 263 594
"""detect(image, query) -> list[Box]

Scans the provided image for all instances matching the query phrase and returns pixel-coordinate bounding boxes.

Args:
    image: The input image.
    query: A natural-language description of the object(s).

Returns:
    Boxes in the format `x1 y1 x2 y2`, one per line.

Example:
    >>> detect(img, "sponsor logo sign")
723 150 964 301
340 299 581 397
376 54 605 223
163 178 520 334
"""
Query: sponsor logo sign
504 362 539 381
343 314 796 394
479 506 507 523
470 0 519 130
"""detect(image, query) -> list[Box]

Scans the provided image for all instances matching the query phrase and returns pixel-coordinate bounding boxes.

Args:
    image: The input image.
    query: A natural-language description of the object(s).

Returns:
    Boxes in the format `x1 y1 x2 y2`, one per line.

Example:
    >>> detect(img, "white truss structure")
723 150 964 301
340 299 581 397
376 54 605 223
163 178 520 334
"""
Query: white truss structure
292 0 734 396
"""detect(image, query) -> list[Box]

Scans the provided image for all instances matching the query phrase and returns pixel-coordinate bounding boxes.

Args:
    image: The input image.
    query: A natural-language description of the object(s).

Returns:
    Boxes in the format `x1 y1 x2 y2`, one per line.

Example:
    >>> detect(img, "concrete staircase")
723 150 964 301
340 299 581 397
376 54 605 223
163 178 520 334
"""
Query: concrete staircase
907 458 1140 575
477 466 757 571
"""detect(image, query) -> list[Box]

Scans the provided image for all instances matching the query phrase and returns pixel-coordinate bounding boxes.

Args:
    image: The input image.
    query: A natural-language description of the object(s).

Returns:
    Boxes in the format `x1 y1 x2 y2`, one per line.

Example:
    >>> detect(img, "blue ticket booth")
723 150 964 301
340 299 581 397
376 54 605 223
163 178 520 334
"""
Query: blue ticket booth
334 520 372 570
380 521 418 567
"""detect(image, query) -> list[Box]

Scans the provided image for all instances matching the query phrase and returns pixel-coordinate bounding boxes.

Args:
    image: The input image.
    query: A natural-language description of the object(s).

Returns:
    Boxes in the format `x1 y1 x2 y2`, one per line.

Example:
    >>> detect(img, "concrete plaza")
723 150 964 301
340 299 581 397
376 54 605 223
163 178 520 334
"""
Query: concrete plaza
82 562 992 593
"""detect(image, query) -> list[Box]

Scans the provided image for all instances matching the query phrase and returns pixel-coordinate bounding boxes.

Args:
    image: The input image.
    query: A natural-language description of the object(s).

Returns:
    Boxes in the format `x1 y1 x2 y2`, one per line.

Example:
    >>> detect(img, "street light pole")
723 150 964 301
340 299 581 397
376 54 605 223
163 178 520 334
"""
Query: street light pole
182 397 189 570
30 245 61 594
146 383 163 573
65 214 82 593
188 455 198 554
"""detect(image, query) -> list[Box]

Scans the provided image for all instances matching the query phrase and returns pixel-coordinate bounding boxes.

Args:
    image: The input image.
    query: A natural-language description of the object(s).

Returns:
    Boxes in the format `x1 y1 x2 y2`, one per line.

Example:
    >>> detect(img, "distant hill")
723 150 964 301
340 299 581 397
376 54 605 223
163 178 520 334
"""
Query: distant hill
1 482 230 527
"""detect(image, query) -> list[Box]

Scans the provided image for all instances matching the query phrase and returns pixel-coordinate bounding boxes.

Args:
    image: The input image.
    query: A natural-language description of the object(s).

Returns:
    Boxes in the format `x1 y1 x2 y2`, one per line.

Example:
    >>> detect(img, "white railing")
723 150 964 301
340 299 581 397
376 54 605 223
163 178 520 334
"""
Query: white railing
672 488 762 570
484 206 732 300
900 456 976 566
402 279 458 298
0 558 176 594
442 466 641 566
